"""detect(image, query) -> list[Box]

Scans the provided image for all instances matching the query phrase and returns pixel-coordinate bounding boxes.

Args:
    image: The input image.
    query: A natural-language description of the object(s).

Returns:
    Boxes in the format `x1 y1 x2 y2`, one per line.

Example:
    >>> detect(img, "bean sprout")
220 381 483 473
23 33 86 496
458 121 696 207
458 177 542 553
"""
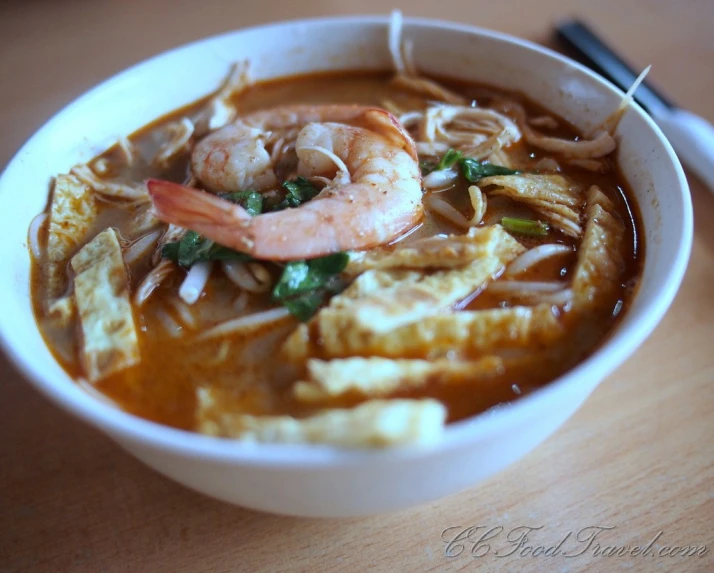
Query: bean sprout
179 262 213 305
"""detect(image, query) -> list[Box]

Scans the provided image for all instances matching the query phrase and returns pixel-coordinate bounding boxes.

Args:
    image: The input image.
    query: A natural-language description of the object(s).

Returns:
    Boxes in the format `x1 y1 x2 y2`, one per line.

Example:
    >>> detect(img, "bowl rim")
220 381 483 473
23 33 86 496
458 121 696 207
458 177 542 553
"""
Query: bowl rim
0 14 693 467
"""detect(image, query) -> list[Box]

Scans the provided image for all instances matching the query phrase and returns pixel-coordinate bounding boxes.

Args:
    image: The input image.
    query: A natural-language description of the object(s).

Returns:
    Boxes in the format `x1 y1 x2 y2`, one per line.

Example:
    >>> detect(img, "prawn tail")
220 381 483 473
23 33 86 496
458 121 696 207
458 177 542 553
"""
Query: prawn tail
147 179 254 251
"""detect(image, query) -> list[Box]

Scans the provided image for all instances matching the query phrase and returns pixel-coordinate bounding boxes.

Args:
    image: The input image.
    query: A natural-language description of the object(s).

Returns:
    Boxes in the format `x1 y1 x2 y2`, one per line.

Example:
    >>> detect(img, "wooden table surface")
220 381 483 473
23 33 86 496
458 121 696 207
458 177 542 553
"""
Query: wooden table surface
1 1 712 571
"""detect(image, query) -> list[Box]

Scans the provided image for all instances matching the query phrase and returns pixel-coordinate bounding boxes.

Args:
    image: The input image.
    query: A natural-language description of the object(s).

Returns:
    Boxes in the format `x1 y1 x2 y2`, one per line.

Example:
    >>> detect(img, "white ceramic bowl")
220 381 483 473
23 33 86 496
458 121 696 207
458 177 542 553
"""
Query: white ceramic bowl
0 16 692 517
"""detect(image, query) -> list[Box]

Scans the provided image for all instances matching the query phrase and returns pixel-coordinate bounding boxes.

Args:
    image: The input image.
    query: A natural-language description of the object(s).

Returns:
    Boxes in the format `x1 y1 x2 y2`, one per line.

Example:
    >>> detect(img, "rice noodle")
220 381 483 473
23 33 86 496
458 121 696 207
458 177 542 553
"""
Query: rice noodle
153 117 194 167
425 189 486 228
154 224 186 266
425 195 470 228
299 145 351 185
398 111 423 129
505 244 573 277
222 261 272 293
198 307 292 340
166 296 198 328
28 213 47 260
134 260 176 306
204 340 232 366
418 105 521 160
392 75 468 105
233 290 249 312
380 99 404 115
388 10 406 75
154 305 184 338
416 141 450 156
534 157 560 172
116 137 135 166
388 10 466 105
179 261 213 305
487 148 516 169
307 176 333 188
248 262 272 288
123 230 161 265
539 288 574 306
488 280 567 294
402 36 418 77
529 116 559 129
468 186 487 226
270 136 286 163
568 158 608 172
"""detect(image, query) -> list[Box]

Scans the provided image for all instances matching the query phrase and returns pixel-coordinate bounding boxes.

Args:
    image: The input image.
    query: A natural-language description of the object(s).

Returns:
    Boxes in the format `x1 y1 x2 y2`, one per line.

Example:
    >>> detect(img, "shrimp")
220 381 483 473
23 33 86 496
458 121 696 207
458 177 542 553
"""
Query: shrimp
191 104 417 192
148 108 422 261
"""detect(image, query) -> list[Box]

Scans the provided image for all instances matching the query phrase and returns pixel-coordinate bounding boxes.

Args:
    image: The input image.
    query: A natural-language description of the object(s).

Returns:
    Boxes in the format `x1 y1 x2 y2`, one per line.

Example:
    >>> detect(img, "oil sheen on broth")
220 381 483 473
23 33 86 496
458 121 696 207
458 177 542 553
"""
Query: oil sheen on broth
29 68 643 445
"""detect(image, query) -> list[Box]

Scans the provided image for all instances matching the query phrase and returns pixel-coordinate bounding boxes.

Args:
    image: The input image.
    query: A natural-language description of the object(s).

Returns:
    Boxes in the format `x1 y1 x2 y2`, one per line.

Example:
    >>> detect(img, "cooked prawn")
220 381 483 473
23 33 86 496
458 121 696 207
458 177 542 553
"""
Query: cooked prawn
191 104 417 192
149 108 422 261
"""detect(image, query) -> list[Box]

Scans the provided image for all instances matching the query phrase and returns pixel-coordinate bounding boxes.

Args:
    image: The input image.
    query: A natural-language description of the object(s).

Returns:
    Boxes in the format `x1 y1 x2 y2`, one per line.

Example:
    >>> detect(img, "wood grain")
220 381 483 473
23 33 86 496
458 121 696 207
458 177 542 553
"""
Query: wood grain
1 1 712 572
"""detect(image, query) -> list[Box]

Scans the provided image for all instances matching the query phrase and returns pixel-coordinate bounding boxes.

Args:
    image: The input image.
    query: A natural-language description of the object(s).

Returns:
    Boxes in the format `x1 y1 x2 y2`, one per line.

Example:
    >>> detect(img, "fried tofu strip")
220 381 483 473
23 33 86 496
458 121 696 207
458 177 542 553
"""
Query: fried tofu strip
197 391 446 447
46 296 76 329
479 174 584 237
317 226 524 336
294 356 504 403
572 186 625 312
44 174 98 298
345 226 517 275
71 228 139 382
284 304 564 362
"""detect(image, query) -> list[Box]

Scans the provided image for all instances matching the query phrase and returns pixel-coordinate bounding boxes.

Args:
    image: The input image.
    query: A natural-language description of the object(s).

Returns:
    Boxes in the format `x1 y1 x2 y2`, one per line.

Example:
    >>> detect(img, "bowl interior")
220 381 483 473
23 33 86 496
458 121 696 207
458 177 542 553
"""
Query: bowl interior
0 16 691 461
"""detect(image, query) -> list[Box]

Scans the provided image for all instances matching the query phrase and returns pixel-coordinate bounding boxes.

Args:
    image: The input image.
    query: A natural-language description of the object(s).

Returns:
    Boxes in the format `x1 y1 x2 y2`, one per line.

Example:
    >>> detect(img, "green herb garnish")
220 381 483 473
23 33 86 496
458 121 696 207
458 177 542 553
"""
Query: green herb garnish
501 217 550 237
460 158 520 182
272 252 350 321
272 177 320 211
161 230 252 267
436 149 464 171
421 149 519 182
218 190 264 216
161 191 263 266
420 150 463 176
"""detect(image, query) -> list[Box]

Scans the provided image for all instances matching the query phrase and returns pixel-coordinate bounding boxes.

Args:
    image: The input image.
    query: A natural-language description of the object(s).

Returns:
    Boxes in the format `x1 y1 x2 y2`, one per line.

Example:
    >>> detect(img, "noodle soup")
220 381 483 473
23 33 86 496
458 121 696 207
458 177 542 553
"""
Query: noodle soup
28 19 642 448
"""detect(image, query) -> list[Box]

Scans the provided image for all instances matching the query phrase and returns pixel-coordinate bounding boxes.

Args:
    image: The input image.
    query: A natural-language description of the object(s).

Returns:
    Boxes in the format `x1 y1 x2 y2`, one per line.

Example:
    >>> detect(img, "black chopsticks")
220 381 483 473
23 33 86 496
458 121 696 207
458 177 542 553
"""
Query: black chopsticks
555 19 674 116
